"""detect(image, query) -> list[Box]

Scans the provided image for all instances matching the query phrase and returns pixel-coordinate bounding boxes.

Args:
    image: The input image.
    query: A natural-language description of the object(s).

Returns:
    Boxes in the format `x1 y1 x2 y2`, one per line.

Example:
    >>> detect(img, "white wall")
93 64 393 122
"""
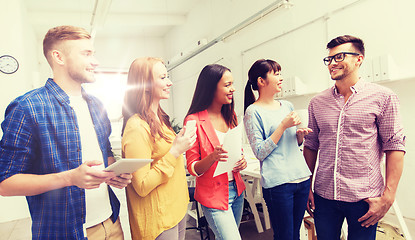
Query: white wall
94 36 165 70
93 36 173 114
0 0 39 123
165 0 415 220
0 0 39 223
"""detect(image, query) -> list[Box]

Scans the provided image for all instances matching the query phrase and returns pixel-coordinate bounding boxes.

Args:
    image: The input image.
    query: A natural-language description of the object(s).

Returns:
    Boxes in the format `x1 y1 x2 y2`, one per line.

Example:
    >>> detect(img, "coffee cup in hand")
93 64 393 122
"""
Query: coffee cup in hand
296 109 308 129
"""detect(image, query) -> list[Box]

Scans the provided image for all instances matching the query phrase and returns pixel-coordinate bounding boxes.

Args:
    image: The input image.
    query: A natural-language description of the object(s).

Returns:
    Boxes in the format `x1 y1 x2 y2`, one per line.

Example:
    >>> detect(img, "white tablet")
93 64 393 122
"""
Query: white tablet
105 158 152 176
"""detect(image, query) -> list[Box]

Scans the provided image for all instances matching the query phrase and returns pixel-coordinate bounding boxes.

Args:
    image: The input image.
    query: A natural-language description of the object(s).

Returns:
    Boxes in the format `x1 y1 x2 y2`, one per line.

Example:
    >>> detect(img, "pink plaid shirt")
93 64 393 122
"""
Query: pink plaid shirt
304 80 405 202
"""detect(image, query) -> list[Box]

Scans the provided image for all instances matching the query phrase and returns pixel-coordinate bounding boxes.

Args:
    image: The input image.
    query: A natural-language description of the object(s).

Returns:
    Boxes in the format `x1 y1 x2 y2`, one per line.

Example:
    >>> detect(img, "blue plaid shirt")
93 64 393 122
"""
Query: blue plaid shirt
0 79 120 240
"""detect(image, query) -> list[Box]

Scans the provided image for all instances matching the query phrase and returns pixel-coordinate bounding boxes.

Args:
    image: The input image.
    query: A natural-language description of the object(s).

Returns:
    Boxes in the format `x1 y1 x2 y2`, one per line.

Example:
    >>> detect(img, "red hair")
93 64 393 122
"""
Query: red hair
122 57 172 141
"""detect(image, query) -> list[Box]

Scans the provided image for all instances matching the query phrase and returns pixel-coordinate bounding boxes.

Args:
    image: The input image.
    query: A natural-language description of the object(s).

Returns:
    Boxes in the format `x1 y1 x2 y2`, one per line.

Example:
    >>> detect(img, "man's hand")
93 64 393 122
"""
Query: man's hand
68 160 116 189
106 173 133 189
306 188 315 217
358 195 394 227
359 151 404 227
296 128 313 145
296 128 313 138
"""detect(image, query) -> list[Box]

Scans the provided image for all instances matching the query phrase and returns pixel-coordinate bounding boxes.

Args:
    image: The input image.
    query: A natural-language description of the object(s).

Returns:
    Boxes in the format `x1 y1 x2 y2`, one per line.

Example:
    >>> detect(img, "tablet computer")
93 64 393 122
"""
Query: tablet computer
105 158 152 176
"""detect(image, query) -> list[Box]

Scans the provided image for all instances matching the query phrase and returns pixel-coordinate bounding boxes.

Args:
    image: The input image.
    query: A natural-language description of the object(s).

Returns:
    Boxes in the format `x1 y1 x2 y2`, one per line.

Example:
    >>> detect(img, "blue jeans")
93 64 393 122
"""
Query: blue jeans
200 181 244 240
262 179 310 240
313 193 378 240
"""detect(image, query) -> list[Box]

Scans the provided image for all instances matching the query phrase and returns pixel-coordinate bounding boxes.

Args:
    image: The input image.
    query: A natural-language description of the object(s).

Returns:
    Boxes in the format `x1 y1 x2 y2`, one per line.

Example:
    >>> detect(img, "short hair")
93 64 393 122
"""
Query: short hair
43 25 91 65
327 35 365 56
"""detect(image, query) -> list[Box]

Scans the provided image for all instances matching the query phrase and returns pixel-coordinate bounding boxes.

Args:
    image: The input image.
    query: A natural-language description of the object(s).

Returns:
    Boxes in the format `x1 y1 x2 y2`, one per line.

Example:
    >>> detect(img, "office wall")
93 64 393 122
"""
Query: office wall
0 0 39 222
0 0 39 125
94 36 165 70
165 0 415 220
93 36 171 113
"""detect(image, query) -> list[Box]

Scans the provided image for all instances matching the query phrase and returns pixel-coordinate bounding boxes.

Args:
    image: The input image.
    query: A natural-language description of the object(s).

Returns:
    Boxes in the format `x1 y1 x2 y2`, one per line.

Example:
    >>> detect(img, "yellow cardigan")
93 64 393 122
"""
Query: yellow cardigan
122 115 189 240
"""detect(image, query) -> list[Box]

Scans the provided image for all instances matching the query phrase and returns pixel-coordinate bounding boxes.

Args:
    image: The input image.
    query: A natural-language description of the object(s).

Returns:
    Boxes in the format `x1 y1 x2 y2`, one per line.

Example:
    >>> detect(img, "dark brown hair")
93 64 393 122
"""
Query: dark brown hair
244 59 281 113
326 35 365 56
186 64 237 128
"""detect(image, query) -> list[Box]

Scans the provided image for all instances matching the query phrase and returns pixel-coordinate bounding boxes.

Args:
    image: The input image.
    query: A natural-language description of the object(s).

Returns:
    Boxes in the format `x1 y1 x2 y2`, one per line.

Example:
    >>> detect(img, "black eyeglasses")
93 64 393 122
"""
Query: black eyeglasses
323 52 360 66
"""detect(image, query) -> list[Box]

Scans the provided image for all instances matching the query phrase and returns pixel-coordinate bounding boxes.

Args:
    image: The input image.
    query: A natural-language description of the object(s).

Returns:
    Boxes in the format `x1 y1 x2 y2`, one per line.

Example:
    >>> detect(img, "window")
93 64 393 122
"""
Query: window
83 72 127 121
83 71 127 143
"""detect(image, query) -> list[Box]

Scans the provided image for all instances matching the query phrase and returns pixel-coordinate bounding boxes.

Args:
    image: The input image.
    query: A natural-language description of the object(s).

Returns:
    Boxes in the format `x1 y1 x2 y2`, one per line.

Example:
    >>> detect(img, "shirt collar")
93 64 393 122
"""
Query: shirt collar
350 78 364 93
45 78 70 104
45 78 91 104
332 78 364 96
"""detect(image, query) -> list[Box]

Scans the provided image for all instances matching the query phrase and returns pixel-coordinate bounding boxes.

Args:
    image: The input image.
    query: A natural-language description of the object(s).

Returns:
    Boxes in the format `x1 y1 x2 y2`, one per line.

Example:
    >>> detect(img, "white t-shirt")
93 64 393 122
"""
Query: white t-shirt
69 95 112 229
215 129 234 181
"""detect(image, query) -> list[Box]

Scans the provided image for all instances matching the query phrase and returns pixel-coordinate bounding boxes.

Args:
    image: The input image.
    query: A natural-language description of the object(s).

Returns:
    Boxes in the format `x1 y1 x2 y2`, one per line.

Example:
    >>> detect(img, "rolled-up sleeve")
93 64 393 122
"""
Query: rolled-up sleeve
378 93 406 152
184 116 202 176
304 99 320 151
0 102 34 183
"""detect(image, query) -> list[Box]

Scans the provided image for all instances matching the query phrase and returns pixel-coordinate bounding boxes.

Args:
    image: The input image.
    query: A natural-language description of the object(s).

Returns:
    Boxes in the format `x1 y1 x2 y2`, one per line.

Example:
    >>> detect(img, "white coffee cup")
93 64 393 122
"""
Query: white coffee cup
296 109 308 129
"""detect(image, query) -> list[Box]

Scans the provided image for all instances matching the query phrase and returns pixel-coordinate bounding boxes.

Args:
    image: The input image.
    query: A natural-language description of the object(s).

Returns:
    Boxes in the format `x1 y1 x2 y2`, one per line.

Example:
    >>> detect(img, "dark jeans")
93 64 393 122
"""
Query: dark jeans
262 179 310 240
313 193 377 240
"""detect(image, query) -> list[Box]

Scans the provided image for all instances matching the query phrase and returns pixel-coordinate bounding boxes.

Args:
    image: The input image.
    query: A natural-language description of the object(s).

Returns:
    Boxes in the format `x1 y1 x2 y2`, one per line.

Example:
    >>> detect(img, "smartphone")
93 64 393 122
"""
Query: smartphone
184 120 196 137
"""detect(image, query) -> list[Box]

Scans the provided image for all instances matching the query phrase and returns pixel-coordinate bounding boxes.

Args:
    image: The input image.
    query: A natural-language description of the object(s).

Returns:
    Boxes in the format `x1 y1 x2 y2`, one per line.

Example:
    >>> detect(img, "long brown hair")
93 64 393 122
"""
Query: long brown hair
122 57 172 141
186 64 237 128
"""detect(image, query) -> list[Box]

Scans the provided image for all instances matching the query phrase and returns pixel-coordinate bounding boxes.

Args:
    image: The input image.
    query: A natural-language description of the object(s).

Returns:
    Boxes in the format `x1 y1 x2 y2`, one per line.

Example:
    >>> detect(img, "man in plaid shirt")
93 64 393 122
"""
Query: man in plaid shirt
0 26 132 239
304 35 405 240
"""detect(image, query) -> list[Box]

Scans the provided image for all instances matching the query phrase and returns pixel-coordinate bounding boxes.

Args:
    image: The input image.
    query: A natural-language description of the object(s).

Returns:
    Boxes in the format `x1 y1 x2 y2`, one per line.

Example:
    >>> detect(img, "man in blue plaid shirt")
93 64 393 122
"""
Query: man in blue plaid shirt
0 26 132 239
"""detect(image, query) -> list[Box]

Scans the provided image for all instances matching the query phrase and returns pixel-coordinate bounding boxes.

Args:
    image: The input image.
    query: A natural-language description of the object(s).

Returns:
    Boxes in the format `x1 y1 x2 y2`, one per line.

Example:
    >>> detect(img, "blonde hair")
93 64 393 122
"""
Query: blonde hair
122 57 172 141
43 25 91 66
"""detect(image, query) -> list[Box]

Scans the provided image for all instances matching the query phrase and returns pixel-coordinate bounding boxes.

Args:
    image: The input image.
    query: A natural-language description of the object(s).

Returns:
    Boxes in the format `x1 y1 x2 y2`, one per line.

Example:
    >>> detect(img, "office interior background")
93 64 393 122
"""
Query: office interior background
1 0 415 238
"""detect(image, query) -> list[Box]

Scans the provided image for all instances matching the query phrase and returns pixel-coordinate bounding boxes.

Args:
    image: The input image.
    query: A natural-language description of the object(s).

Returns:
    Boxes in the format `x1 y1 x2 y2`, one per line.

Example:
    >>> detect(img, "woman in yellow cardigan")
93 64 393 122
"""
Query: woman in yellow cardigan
122 57 196 240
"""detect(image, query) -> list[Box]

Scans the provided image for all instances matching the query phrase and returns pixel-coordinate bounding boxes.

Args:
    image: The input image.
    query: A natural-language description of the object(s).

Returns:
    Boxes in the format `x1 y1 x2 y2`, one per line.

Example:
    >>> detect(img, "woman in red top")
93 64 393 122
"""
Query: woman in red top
184 64 247 240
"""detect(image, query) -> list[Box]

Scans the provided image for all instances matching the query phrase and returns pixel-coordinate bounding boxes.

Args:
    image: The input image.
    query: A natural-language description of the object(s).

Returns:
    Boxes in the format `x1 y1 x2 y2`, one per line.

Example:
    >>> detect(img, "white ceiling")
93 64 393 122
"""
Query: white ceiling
23 0 201 39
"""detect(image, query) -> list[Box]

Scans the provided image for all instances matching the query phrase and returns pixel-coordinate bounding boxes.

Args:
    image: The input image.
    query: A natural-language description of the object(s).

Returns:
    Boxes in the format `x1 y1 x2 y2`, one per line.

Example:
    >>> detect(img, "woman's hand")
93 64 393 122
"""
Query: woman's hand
281 111 301 129
169 127 197 158
233 154 247 172
209 145 228 163
193 145 228 175
271 111 301 145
